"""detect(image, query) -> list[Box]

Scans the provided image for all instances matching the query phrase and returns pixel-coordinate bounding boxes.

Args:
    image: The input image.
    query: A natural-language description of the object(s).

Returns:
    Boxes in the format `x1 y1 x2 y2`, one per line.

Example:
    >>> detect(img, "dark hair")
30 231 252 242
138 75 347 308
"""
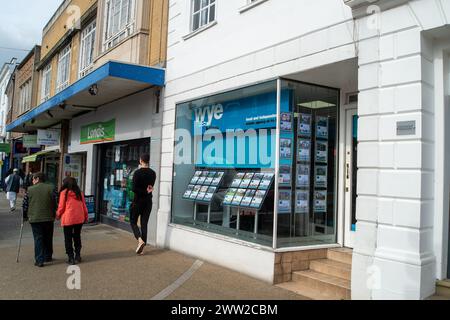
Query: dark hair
33 172 46 182
140 153 150 164
60 177 82 201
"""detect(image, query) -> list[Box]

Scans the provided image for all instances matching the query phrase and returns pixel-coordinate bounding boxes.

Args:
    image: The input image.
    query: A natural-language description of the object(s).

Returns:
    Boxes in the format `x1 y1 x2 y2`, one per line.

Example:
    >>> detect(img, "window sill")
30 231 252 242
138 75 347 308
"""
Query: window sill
182 21 218 41
239 0 269 14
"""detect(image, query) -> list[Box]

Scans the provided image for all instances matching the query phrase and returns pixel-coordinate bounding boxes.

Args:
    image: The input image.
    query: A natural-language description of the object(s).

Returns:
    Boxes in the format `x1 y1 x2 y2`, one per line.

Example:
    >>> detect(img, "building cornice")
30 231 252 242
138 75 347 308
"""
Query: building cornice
344 0 410 17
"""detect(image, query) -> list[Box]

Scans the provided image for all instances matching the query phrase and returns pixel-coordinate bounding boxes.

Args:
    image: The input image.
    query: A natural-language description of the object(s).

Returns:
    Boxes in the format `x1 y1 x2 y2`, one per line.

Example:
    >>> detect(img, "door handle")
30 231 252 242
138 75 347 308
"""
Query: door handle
345 163 350 192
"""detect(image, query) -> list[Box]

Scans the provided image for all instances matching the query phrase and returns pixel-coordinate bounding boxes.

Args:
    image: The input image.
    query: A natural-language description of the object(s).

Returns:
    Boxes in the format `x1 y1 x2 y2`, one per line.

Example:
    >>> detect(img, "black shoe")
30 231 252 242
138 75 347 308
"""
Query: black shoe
74 254 82 264
67 256 75 265
34 261 44 268
45 257 53 263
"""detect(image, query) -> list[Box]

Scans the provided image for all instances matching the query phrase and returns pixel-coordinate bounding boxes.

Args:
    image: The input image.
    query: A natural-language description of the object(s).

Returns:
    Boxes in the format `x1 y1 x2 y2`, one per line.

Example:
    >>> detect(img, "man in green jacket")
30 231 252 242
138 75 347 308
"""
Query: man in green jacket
23 173 58 267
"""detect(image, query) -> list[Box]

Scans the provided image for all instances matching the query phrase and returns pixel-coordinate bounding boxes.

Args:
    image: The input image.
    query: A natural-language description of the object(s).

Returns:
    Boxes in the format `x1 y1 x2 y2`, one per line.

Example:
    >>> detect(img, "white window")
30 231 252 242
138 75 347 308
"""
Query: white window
104 0 135 51
41 64 52 102
19 79 32 114
56 44 71 93
79 20 96 78
191 0 216 32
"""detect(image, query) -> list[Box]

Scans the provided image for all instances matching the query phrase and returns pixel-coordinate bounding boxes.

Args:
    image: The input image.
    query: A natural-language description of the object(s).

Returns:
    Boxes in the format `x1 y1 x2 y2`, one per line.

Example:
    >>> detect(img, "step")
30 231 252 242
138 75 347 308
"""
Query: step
292 270 351 300
309 259 351 281
277 281 337 300
436 280 450 298
327 248 353 265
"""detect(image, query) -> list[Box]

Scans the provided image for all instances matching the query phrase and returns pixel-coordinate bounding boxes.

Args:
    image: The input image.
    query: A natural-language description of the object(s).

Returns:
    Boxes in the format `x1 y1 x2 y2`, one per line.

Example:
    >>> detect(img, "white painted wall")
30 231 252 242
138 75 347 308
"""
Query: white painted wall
351 0 450 300
69 88 163 245
163 224 276 283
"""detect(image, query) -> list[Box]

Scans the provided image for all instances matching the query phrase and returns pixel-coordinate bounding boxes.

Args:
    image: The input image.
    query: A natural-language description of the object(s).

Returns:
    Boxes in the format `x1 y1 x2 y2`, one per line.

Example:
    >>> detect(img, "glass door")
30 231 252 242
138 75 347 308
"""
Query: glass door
344 108 358 248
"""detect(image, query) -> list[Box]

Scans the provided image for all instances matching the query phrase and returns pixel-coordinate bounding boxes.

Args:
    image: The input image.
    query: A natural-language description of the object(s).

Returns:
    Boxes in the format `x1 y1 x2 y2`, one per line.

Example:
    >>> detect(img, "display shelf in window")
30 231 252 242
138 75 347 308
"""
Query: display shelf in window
183 170 225 204
223 172 274 211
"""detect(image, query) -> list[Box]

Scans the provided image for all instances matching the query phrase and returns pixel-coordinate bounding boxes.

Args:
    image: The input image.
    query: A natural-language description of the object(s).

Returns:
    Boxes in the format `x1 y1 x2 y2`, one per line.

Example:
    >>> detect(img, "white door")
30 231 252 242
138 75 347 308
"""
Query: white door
344 108 358 248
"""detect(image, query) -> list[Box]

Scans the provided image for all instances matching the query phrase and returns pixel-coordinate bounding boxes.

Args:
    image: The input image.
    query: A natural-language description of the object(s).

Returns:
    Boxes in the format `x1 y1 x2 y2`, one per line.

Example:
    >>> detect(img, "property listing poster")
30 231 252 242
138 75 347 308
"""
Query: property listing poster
278 190 292 213
298 113 312 137
316 116 329 139
280 113 293 131
314 190 327 213
298 139 311 162
314 165 328 188
279 165 292 186
295 190 309 214
296 164 310 187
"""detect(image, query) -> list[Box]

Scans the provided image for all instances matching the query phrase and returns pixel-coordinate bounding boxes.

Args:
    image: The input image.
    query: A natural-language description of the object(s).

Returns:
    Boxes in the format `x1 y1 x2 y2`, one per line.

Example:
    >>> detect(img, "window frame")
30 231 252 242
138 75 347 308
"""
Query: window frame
190 0 217 33
56 44 72 93
79 20 97 79
103 0 136 52
40 63 52 103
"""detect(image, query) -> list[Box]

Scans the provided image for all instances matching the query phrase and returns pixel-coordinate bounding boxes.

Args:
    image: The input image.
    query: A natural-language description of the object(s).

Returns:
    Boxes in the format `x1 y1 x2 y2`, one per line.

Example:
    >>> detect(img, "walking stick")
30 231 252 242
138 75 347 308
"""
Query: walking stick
16 211 24 263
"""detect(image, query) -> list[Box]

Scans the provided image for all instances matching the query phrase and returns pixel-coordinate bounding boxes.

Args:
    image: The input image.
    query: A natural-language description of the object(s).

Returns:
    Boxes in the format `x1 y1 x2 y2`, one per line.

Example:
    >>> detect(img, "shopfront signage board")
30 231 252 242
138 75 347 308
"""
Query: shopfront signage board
37 129 60 146
81 119 115 145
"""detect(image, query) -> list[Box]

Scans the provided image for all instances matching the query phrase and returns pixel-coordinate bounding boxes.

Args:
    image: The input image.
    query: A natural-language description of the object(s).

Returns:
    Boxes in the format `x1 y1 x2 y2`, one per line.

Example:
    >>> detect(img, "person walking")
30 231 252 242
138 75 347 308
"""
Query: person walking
22 173 57 267
5 168 23 212
130 153 156 255
57 177 88 265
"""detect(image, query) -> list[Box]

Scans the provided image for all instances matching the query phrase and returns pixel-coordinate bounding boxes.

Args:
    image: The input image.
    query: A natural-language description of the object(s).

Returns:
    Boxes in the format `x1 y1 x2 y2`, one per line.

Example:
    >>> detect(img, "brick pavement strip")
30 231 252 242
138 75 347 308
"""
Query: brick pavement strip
0 197 306 300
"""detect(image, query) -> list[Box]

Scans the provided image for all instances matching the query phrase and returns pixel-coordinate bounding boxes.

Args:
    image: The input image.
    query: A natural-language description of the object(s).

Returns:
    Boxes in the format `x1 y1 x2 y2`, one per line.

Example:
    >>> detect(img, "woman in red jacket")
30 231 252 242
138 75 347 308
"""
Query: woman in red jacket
57 177 88 265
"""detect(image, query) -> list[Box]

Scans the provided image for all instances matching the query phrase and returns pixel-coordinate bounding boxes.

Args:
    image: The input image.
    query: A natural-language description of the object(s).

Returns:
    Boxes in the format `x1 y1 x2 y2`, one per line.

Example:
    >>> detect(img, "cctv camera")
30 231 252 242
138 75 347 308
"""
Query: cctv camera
89 84 98 96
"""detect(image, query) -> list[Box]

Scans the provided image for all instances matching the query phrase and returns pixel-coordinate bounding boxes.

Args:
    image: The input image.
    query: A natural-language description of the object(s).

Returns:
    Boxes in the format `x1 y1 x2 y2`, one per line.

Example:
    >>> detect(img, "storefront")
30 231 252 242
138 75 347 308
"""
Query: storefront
172 79 341 249
68 88 161 234
97 138 150 225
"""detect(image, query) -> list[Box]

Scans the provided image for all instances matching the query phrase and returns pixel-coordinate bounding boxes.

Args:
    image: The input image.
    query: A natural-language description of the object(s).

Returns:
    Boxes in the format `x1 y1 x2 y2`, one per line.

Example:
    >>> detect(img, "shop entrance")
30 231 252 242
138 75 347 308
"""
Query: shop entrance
343 106 358 248
97 138 150 225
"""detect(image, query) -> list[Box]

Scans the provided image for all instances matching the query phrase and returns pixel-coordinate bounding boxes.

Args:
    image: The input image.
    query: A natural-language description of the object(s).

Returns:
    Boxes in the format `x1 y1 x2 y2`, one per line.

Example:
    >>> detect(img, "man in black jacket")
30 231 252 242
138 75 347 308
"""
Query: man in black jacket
5 168 23 212
130 153 156 255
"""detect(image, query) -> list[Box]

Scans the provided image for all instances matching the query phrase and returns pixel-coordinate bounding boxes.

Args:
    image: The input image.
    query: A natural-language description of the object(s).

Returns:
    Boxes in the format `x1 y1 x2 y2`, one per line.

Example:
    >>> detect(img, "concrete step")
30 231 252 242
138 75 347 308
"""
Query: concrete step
292 270 351 300
436 279 450 298
309 258 351 281
327 247 353 265
277 281 336 300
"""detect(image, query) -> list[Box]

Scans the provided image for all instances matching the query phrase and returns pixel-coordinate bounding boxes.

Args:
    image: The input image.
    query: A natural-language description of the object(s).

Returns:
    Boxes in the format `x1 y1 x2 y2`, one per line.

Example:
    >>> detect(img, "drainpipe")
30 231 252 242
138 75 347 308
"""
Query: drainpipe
58 120 70 190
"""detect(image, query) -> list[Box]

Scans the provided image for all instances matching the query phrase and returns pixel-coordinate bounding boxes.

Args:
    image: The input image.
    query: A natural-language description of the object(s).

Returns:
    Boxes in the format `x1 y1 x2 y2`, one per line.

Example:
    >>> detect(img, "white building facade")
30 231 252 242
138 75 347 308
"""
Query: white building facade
157 0 450 300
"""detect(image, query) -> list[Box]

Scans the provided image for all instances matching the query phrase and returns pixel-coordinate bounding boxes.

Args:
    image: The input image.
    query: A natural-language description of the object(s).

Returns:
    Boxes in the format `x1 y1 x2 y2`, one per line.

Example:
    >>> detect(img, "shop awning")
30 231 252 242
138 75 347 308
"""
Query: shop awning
22 150 58 163
7 61 165 133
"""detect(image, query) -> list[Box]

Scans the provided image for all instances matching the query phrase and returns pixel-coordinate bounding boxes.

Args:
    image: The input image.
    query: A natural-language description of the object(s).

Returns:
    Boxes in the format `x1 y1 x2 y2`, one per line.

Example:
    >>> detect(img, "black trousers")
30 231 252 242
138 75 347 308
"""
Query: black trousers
63 224 83 257
130 200 152 243
30 222 54 264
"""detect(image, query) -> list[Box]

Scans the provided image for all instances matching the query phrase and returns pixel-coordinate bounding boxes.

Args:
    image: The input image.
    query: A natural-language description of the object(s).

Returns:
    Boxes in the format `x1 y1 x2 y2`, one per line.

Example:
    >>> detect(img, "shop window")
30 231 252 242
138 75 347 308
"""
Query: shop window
173 80 277 247
98 139 150 223
172 79 339 248
277 80 339 248
103 0 135 51
191 0 216 32
56 44 71 93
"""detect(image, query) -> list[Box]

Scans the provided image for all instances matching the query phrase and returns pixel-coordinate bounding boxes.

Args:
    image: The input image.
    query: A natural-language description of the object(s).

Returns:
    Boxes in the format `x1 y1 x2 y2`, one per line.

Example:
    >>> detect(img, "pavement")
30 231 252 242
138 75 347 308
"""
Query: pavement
0 196 306 300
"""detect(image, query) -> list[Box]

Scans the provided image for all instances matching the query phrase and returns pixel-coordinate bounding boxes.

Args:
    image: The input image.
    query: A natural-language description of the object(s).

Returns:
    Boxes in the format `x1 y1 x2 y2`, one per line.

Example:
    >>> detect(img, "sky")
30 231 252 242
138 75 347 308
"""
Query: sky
0 0 63 67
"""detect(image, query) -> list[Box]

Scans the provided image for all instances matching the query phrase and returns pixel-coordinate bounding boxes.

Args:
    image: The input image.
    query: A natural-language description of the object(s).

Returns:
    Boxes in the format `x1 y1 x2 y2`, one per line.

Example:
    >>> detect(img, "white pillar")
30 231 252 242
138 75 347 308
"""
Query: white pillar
352 13 436 299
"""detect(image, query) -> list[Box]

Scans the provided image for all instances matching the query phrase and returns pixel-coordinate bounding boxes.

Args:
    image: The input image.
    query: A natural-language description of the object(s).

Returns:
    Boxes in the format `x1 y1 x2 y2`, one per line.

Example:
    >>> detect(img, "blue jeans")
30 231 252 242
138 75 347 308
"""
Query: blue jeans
30 222 54 264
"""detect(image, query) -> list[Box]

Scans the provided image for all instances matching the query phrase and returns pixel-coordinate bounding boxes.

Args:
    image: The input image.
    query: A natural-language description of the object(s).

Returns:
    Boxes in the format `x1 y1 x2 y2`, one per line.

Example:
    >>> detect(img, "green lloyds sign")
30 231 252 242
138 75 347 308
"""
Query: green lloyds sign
80 119 116 145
